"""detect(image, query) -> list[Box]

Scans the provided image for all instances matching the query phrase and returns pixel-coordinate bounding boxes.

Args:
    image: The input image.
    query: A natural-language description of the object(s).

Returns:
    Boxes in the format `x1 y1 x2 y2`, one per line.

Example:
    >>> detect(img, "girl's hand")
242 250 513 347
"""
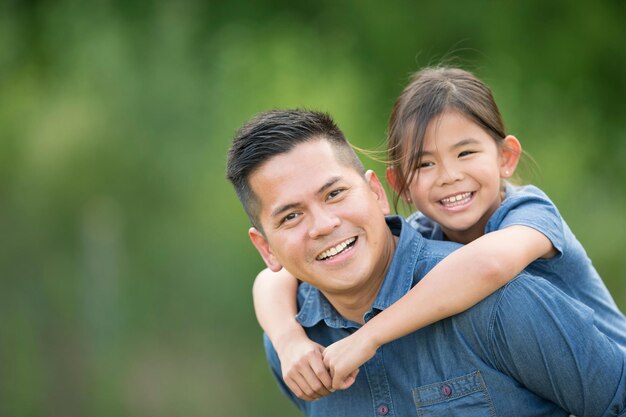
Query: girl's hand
275 332 334 401
323 330 378 390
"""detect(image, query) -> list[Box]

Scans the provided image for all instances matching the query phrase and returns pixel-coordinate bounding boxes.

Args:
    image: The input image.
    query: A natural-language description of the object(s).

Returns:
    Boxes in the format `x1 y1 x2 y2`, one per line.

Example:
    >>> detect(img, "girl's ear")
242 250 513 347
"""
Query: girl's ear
386 167 411 203
385 167 401 195
249 227 283 272
500 135 522 178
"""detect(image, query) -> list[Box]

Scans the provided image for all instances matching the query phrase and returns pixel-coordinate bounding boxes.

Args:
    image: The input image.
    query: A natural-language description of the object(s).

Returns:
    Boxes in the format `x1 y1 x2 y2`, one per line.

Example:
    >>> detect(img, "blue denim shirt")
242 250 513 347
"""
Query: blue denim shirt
408 184 626 348
264 216 626 416
487 184 626 348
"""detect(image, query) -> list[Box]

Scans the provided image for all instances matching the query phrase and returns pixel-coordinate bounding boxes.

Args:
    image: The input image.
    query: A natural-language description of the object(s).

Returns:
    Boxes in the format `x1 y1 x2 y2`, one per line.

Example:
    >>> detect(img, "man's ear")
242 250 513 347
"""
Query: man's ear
248 227 283 272
365 170 391 215
500 135 522 178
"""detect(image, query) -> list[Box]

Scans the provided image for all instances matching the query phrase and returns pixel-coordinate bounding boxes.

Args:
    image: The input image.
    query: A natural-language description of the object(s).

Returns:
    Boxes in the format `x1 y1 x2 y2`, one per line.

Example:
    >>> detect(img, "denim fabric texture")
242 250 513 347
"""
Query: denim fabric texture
409 184 626 348
264 216 626 417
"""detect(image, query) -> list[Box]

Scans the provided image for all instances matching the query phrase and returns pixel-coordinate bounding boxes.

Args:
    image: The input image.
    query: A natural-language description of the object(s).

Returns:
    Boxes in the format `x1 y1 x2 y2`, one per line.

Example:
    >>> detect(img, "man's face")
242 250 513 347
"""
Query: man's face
248 139 393 298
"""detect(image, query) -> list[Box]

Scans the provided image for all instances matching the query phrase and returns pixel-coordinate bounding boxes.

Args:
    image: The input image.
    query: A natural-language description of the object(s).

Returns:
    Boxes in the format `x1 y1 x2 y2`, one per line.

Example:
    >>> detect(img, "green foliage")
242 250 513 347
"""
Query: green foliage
1 1 625 416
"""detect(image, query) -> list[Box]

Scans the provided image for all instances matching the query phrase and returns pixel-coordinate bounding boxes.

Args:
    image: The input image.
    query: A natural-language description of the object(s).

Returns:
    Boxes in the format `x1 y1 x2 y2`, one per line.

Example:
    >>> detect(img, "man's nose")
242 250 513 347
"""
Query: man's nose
308 207 341 239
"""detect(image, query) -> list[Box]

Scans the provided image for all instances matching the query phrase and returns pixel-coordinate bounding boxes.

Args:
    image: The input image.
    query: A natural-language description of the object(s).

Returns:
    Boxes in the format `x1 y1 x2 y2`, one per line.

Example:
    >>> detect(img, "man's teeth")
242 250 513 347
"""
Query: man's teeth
440 192 472 206
317 237 356 260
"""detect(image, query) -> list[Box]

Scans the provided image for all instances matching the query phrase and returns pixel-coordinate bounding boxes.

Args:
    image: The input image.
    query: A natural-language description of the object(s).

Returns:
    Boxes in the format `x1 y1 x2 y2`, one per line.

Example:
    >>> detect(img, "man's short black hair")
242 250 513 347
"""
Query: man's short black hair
226 109 364 232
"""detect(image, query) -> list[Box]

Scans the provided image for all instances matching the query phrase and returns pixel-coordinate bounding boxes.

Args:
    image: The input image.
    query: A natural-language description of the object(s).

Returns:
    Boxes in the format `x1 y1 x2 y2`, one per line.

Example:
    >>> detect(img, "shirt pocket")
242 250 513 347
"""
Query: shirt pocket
413 370 496 417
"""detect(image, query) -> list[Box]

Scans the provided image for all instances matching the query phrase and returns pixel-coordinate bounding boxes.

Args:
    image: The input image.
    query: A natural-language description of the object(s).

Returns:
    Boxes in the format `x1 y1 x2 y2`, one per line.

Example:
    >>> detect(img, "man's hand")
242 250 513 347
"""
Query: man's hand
275 333 334 401
323 330 378 390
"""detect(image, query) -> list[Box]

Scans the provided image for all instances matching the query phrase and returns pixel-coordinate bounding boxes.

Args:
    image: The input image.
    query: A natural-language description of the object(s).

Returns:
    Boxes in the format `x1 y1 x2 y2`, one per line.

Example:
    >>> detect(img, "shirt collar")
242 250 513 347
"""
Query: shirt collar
296 215 424 328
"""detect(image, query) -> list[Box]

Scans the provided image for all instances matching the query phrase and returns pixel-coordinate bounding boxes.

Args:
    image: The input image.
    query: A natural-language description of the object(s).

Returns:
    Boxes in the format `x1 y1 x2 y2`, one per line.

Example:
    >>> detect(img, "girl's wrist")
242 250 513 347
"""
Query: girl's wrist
356 322 383 352
271 321 308 353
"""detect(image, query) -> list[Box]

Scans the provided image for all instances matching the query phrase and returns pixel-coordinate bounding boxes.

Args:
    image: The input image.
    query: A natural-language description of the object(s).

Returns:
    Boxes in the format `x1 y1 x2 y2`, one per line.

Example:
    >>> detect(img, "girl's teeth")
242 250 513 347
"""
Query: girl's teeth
441 192 472 206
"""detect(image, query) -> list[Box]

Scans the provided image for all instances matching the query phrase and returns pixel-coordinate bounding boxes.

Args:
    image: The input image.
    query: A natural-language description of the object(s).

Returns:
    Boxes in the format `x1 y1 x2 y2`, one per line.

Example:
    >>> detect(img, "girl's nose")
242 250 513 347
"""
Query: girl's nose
437 162 463 186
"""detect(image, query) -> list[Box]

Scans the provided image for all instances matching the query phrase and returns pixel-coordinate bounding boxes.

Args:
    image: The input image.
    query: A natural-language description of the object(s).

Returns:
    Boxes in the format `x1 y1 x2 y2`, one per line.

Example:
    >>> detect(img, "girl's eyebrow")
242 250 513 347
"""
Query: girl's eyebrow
452 138 480 149
421 138 480 157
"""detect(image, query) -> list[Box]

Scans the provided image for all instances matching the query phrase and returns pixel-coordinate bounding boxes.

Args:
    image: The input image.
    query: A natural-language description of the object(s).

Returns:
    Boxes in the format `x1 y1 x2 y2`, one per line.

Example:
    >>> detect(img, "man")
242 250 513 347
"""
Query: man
226 109 626 416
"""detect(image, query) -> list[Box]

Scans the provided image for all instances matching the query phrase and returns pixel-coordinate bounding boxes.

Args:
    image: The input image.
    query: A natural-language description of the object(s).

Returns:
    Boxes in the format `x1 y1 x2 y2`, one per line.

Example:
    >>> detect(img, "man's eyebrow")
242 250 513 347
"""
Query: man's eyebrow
271 202 299 219
270 176 342 218
316 176 342 196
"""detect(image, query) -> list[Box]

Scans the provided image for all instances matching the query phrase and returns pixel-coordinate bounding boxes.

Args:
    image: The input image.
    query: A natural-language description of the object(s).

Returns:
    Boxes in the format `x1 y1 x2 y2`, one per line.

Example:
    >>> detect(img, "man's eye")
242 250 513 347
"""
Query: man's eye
327 189 345 200
281 212 300 224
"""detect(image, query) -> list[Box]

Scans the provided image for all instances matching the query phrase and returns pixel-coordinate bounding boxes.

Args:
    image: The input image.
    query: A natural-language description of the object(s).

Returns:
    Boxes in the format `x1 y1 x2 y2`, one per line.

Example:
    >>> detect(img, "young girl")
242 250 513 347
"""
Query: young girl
253 66 626 400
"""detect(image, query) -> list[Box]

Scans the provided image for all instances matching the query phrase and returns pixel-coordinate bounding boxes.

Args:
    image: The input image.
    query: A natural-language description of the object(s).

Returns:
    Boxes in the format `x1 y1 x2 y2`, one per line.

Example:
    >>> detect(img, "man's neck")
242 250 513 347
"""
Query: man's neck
323 233 398 324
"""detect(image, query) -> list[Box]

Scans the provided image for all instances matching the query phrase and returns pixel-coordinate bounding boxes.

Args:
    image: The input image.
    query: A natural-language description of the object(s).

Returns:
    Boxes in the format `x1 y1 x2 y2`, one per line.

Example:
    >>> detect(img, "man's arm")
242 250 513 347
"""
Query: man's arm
488 275 626 416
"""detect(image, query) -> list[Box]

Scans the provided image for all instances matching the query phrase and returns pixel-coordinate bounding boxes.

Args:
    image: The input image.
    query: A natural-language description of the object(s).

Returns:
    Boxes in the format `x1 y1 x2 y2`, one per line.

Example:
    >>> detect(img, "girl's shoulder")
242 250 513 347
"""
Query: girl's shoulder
504 184 552 203
499 184 560 215
488 183 563 235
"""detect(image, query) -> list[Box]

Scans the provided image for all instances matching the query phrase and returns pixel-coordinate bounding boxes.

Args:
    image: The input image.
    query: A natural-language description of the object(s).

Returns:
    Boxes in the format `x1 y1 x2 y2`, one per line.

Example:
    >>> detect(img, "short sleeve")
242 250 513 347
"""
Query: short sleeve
486 185 565 256
488 275 626 417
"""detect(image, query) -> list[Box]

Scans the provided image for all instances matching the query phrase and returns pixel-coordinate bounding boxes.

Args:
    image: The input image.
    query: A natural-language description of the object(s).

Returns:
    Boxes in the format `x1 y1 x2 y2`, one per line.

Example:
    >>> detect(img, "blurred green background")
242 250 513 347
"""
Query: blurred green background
1 1 625 416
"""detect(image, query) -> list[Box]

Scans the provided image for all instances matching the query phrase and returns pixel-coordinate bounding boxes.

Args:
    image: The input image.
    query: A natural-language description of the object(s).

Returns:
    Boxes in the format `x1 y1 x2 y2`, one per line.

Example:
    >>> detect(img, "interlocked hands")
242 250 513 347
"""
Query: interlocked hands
277 330 379 400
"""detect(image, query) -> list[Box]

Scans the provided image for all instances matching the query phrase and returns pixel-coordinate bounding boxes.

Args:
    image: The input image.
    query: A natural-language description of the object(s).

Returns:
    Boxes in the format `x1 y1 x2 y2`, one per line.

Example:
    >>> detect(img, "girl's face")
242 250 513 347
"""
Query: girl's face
404 110 519 244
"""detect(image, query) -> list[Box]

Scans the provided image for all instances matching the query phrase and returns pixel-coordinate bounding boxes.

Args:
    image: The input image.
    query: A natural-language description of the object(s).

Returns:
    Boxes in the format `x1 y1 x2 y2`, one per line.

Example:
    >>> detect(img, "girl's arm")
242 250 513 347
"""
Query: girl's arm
323 225 557 389
252 268 333 400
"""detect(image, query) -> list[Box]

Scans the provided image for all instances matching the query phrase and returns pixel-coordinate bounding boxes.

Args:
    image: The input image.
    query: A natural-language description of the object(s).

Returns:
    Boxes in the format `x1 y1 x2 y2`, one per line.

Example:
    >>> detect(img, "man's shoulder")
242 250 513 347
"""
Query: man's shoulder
420 237 462 256
406 211 438 239
386 215 461 278
401 272 564 370
457 271 592 341
397 215 461 256
453 271 579 335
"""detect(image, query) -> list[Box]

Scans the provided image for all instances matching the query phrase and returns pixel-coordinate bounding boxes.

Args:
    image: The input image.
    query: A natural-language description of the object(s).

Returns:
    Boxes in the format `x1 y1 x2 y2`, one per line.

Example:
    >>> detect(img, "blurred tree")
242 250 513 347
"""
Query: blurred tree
0 1 624 416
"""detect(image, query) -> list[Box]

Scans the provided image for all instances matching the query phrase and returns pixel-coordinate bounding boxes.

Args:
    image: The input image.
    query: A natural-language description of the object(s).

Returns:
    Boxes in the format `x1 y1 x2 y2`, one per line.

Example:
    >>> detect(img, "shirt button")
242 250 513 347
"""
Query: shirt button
376 404 389 415
441 384 453 397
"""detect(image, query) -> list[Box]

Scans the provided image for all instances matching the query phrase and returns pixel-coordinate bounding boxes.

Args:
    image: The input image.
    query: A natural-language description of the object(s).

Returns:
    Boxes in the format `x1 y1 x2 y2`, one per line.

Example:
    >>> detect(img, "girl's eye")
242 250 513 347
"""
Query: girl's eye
417 161 434 169
459 150 476 158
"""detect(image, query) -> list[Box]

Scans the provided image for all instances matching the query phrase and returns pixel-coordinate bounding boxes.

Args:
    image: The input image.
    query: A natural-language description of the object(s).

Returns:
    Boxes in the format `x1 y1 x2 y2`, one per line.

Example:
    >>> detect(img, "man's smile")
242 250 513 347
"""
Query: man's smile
316 237 358 261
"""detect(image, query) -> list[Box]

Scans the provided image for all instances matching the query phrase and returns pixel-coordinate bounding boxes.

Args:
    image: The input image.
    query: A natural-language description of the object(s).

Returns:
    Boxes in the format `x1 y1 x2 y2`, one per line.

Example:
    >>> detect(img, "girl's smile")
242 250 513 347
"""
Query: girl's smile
438 191 475 211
